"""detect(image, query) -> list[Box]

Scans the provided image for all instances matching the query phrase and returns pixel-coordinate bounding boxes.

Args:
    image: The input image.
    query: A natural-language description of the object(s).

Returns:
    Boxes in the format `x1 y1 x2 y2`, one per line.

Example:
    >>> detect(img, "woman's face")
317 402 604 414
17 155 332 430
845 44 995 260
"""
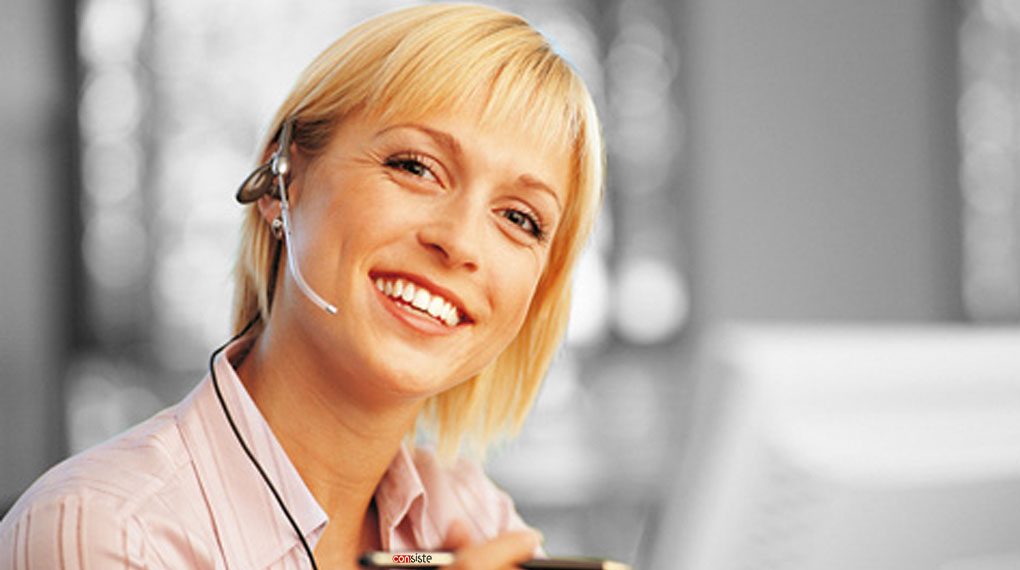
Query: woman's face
273 107 569 401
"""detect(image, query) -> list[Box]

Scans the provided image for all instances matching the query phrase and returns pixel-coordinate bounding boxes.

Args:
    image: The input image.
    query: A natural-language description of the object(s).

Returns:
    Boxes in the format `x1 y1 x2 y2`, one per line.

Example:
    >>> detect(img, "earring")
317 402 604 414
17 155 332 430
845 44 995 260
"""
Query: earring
271 216 284 240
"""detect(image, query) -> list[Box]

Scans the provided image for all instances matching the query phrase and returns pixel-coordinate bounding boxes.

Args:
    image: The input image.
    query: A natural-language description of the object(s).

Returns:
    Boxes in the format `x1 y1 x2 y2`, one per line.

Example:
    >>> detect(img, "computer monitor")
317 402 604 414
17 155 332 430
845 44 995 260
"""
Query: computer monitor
648 324 1020 570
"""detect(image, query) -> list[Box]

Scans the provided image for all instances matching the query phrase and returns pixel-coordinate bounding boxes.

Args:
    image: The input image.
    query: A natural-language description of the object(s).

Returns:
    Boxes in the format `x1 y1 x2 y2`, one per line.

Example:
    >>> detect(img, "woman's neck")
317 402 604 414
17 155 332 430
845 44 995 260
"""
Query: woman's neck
234 322 423 567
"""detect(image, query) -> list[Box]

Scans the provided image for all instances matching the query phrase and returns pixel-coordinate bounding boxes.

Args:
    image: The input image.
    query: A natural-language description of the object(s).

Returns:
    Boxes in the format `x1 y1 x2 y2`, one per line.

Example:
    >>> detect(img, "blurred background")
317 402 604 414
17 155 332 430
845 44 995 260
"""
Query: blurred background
1 0 1018 566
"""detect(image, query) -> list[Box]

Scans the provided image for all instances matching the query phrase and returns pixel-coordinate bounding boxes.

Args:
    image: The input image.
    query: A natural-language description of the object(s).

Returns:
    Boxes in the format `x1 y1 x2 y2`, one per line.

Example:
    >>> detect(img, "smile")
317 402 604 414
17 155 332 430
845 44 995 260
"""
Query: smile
374 276 464 327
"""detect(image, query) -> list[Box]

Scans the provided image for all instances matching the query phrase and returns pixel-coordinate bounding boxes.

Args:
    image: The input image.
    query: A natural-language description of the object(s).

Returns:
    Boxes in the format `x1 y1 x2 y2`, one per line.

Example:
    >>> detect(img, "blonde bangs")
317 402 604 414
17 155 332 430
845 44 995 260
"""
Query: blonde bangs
364 11 581 160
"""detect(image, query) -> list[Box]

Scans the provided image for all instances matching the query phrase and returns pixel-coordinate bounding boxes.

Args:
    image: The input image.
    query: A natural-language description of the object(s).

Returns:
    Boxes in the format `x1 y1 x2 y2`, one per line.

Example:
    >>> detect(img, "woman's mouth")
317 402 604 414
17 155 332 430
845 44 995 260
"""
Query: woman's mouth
373 276 465 328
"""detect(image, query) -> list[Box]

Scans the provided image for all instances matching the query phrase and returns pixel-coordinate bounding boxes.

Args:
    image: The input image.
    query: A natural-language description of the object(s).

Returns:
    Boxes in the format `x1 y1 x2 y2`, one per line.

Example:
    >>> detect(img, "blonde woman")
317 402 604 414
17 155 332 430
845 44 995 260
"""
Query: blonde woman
0 4 604 569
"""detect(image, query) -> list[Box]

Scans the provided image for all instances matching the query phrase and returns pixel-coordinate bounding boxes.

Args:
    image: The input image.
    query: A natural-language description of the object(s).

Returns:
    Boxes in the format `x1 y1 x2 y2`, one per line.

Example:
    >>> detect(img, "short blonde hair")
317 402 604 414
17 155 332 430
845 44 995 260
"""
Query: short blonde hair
232 3 604 457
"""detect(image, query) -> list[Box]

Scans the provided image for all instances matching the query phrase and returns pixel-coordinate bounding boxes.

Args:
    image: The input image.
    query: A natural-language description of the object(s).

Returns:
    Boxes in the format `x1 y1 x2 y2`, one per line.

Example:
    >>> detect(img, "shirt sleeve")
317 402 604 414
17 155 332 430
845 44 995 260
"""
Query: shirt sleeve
1 493 162 570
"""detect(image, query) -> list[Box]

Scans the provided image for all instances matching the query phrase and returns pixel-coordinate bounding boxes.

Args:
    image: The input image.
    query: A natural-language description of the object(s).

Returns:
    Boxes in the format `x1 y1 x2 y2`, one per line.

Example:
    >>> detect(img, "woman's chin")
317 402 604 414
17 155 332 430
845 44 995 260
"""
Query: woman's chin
367 371 460 404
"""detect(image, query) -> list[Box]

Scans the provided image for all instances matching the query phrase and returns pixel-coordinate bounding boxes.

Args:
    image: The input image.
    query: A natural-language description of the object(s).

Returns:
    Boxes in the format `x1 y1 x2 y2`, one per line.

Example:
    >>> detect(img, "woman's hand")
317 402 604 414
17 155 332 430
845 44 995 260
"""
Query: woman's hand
441 519 542 570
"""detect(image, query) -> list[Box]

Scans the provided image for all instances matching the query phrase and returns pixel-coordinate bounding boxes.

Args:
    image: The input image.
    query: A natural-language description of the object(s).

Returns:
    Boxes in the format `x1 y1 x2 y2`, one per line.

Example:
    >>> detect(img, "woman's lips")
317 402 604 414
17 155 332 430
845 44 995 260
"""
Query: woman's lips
370 273 470 326
374 284 462 336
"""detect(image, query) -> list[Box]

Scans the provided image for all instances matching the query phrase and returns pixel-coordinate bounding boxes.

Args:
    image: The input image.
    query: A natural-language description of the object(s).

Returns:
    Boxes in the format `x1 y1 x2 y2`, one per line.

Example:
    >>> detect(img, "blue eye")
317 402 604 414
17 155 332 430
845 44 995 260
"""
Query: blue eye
501 208 547 241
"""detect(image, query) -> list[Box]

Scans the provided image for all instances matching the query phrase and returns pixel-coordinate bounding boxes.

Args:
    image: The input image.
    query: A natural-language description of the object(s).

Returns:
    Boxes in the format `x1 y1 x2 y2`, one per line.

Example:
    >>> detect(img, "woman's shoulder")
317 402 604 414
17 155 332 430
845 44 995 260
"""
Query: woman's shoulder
1 404 192 532
13 406 184 507
0 404 219 568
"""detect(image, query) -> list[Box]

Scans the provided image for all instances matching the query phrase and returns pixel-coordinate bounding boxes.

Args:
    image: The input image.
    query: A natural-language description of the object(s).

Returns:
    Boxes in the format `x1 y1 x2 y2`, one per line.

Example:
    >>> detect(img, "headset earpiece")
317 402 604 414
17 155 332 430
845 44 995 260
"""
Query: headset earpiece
235 118 296 204
235 162 275 203
271 119 293 179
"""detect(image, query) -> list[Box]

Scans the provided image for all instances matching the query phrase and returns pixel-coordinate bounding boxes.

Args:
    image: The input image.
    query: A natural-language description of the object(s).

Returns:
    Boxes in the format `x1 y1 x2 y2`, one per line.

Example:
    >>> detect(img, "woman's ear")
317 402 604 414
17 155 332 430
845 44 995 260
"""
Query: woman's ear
257 194 281 225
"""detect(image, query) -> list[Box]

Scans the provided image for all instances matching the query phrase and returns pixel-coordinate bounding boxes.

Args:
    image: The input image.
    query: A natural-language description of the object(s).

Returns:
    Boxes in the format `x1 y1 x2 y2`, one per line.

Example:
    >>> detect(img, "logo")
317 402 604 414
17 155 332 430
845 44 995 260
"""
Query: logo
391 552 435 564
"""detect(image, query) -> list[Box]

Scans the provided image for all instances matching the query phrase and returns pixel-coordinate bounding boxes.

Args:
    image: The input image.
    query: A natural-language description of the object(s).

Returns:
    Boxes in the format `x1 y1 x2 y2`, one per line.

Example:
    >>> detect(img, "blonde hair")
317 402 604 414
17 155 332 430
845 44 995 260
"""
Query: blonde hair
232 3 604 457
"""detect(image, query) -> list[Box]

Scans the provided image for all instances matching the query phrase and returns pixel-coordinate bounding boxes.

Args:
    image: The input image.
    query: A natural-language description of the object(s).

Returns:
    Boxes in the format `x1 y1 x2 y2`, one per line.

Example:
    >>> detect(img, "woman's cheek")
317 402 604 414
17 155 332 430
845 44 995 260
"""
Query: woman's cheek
509 275 543 333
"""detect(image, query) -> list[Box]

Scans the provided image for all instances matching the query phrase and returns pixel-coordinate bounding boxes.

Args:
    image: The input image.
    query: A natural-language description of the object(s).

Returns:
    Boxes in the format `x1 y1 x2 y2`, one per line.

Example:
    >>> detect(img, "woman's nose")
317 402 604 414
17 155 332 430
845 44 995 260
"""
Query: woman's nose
416 195 484 272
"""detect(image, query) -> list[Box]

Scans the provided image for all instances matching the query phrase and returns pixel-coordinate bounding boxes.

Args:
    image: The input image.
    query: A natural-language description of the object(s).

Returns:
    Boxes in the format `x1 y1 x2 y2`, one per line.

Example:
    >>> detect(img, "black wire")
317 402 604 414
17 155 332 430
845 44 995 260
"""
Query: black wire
209 315 321 570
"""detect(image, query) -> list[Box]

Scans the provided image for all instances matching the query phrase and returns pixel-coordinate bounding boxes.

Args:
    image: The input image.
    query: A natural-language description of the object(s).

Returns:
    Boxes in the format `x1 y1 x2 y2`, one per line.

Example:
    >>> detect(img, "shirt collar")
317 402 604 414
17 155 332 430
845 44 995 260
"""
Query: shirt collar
375 442 430 549
175 336 328 569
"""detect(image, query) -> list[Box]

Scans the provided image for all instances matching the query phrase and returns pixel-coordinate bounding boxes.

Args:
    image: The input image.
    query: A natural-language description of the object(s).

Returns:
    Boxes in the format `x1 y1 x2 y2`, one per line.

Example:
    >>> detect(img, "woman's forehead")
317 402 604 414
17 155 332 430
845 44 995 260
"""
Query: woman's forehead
368 99 576 158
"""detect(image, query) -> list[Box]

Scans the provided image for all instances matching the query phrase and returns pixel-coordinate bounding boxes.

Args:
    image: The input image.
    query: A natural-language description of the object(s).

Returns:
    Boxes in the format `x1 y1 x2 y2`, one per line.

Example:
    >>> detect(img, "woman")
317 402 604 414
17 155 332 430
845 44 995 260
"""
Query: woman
0 4 603 569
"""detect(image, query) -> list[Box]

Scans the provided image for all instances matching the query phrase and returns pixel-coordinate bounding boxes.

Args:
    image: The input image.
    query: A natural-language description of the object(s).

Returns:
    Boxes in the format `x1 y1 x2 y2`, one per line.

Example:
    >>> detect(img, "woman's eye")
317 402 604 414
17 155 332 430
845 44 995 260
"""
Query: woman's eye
501 208 547 241
384 154 438 182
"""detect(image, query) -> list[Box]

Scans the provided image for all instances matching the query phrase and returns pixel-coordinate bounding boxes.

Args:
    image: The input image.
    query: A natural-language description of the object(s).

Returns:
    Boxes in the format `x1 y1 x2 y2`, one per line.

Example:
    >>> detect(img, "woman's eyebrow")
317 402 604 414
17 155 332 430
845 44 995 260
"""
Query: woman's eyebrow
517 174 562 212
375 123 462 157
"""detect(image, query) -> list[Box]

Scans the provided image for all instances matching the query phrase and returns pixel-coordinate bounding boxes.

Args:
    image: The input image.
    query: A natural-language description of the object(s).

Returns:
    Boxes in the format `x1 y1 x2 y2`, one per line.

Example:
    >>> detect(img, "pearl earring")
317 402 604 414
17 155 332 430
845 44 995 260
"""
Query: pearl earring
271 216 284 240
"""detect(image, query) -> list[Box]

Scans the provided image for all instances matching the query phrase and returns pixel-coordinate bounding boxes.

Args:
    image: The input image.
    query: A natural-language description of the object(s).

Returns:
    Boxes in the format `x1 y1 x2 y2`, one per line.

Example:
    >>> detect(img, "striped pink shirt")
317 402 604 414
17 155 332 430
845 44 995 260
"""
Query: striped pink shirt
0 339 534 569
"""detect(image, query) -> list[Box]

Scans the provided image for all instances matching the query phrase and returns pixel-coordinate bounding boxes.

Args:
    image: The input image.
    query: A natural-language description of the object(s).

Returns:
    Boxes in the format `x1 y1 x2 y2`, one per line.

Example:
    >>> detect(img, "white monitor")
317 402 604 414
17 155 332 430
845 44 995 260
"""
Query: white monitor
648 324 1020 570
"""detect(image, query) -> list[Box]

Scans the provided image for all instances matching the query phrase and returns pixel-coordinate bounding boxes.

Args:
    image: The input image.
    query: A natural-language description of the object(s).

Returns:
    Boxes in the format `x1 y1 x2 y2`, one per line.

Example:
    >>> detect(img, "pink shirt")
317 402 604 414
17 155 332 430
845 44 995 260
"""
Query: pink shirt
0 339 533 569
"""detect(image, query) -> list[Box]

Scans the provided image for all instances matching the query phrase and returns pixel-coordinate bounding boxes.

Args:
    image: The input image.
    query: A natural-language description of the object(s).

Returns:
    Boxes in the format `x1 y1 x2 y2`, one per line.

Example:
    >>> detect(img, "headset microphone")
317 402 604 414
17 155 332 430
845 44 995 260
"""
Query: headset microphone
236 118 339 315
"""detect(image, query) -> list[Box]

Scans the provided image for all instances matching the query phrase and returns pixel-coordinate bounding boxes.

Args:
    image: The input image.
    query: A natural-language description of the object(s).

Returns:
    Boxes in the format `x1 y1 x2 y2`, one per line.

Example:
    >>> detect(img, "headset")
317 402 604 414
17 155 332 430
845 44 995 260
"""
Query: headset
236 118 339 315
208 118 337 570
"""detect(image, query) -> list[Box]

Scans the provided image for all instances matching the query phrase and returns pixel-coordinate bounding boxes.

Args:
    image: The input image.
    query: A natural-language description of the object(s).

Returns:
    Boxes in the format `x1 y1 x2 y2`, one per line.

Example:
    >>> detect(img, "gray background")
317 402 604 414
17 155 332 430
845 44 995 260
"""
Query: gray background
2 0 1006 565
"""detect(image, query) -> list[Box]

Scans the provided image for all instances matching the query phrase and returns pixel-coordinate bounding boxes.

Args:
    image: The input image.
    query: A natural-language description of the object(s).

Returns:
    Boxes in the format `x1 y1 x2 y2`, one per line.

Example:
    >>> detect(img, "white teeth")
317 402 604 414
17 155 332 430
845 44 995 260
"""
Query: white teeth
427 296 444 317
446 305 463 328
375 276 463 327
443 304 460 327
412 288 430 310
